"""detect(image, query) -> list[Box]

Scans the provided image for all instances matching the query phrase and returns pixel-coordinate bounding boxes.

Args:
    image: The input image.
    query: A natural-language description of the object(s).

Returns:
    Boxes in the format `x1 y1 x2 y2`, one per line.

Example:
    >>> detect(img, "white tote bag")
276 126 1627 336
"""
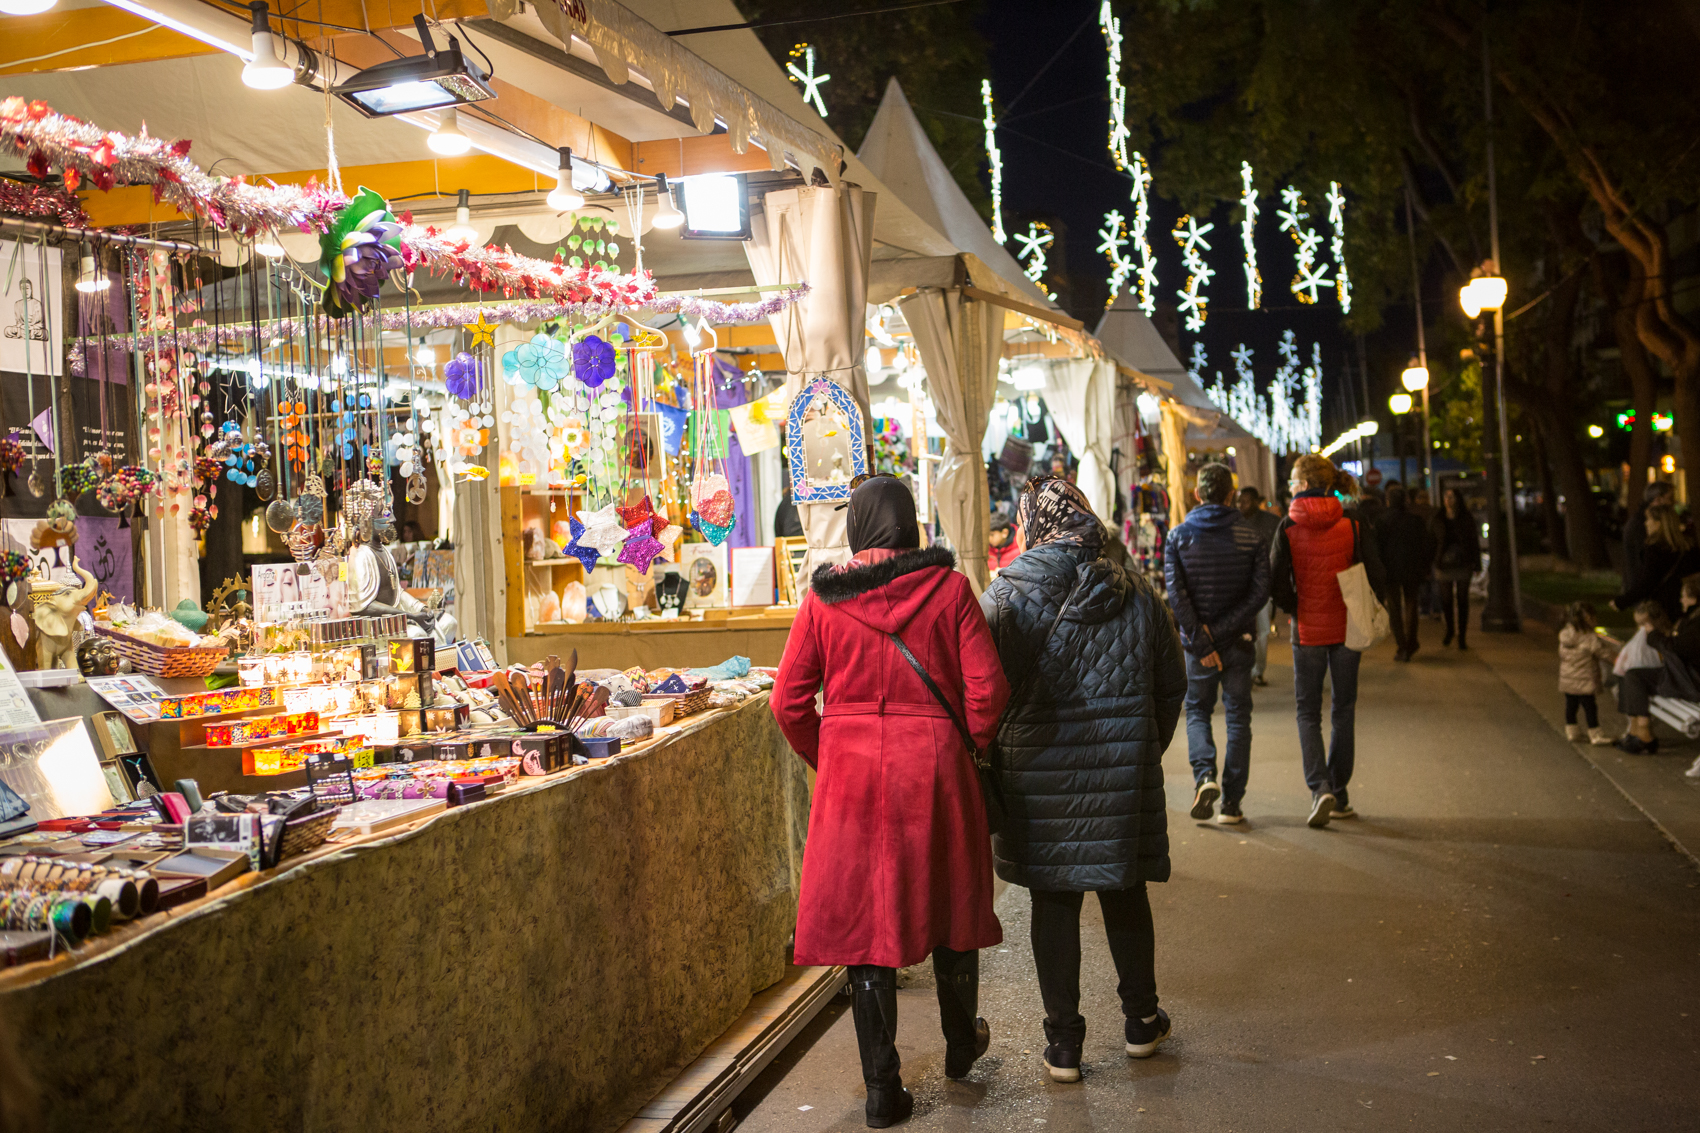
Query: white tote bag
1338 520 1390 651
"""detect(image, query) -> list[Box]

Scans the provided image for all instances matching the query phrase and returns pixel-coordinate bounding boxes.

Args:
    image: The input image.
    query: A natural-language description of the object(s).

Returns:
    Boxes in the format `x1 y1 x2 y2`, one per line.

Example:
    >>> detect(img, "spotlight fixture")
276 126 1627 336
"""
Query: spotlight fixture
428 107 472 156
0 0 57 15
241 2 293 89
546 148 585 213
334 14 495 118
75 251 109 293
651 173 684 230
445 189 479 244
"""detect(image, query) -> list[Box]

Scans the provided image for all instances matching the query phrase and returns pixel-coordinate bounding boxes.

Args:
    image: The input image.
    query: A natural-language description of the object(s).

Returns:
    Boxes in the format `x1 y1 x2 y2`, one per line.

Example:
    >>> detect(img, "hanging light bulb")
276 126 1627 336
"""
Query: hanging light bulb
0 0 57 15
546 146 585 212
445 188 479 244
254 231 285 258
651 173 684 230
428 107 472 156
415 342 436 367
241 2 294 90
75 251 108 293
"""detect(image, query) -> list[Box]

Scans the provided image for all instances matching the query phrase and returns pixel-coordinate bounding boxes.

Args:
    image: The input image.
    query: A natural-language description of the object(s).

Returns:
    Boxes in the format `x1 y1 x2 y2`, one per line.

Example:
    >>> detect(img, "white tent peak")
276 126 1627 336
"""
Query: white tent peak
858 77 1055 309
1095 296 1221 413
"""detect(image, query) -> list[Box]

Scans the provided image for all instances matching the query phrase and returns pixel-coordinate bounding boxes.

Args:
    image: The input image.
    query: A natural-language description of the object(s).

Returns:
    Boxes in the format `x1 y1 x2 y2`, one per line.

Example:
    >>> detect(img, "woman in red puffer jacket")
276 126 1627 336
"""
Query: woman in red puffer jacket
1270 454 1386 829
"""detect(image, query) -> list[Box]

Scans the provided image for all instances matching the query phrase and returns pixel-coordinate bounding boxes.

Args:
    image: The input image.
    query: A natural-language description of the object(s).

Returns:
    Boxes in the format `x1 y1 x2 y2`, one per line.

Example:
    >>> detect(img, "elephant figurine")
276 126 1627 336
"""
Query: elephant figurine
33 562 98 670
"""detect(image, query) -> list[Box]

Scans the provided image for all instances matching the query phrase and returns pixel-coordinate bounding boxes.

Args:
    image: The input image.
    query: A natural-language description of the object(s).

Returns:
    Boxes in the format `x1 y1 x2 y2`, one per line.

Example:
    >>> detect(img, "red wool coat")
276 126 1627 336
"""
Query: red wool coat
771 546 1010 968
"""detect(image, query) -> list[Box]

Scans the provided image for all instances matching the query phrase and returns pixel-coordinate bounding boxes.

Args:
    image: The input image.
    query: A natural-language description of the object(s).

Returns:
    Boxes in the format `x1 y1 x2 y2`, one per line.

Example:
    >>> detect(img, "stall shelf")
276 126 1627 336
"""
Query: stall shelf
0 694 808 1133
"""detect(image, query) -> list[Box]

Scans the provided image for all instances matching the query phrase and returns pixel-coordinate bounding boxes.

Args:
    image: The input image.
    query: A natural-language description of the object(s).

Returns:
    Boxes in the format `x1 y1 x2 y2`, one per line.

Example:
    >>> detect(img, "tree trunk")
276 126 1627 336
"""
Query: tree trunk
1541 270 1611 568
1528 425 1564 556
1612 261 1659 515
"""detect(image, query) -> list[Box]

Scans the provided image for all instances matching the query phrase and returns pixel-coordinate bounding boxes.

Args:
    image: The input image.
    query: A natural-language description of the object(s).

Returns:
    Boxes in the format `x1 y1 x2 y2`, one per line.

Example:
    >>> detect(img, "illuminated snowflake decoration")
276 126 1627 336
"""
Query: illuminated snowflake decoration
786 43 830 118
1199 331 1322 454
1130 154 1157 316
1014 222 1056 297
982 79 1006 244
1101 2 1131 169
1172 215 1216 332
1099 7 1155 315
1240 162 1262 310
1098 210 1133 307
1326 180 1352 314
1278 186 1332 305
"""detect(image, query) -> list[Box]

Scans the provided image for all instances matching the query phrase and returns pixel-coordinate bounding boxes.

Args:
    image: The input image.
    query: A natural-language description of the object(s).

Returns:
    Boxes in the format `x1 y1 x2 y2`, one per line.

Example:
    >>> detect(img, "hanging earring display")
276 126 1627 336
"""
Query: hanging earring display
687 338 735 545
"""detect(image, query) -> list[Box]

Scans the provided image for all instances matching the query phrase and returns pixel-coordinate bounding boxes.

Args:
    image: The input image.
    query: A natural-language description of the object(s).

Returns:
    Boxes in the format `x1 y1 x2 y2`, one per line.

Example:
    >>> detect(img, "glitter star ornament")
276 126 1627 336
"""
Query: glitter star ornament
463 311 498 348
653 522 683 562
575 503 628 556
617 518 665 574
616 494 657 531
561 516 602 571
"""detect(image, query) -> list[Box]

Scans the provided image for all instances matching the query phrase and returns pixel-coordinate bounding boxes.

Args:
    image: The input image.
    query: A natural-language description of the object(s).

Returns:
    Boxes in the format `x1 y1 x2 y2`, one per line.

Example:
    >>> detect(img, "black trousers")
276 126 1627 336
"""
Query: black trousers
1617 667 1665 717
1029 885 1157 1048
1439 579 1471 641
1385 581 1422 653
1565 693 1600 728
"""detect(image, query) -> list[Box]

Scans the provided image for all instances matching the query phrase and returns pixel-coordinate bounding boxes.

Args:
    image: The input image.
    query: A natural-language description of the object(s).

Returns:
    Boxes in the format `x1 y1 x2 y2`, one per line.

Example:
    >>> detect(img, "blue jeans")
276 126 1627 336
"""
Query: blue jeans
1185 644 1254 807
1252 601 1273 680
1292 643 1361 798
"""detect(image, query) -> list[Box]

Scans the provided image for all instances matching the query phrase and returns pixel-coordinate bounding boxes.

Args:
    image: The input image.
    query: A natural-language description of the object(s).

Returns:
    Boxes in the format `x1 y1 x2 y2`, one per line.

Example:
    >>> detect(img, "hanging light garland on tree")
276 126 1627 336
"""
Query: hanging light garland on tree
981 80 1006 244
1014 221 1056 299
1098 4 1156 316
1098 210 1133 307
1277 186 1332 304
1240 162 1261 310
1201 333 1322 455
786 44 830 118
1326 180 1352 314
1172 214 1215 332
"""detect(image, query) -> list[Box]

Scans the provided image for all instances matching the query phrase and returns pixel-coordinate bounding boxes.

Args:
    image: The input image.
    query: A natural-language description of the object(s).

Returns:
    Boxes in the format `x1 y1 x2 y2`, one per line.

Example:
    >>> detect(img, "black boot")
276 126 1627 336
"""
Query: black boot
933 947 990 1079
849 967 912 1128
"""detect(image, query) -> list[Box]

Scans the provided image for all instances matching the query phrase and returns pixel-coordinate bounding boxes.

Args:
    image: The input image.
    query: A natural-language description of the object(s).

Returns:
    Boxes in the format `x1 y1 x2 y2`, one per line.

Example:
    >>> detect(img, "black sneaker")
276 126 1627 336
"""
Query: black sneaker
1308 792 1335 828
1042 1043 1082 1083
1615 734 1655 754
1125 1008 1171 1058
1190 780 1220 820
1216 804 1244 825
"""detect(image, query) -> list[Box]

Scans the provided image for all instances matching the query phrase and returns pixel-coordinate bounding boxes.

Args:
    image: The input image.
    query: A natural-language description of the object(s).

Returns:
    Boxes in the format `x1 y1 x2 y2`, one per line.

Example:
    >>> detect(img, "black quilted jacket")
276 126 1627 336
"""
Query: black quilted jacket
979 543 1187 891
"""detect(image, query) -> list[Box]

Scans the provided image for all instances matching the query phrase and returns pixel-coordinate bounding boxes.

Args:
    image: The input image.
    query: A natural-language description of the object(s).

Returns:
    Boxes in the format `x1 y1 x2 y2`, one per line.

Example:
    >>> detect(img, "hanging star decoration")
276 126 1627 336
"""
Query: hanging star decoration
616 494 657 532
1172 215 1216 332
653 521 683 562
561 515 602 571
464 310 497 348
787 43 830 118
1326 180 1352 313
981 79 1006 244
617 517 666 574
1129 154 1157 316
1098 209 1133 307
1013 222 1056 297
1240 161 1262 310
1278 186 1332 305
575 502 628 557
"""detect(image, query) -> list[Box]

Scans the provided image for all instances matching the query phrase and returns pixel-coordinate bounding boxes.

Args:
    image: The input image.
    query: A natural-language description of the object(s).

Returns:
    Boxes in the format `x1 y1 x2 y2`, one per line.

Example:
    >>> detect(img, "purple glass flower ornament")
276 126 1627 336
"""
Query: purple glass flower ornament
572 334 616 388
444 352 482 400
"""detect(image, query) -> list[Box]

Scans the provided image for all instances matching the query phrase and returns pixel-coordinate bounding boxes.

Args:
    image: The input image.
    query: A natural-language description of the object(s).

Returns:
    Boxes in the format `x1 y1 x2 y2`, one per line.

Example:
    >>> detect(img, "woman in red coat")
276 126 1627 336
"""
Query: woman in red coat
773 475 1010 1128
1269 454 1386 828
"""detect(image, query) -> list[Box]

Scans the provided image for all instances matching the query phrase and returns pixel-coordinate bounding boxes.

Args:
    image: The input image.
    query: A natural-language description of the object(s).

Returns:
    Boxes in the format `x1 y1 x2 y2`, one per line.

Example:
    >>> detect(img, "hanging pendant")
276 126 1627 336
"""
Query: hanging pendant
255 468 275 500
406 472 428 505
265 497 296 533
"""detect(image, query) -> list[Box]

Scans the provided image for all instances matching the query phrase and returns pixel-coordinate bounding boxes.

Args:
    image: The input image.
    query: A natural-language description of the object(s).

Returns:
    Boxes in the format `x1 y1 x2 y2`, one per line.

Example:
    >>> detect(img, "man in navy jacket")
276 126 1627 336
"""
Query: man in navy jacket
1164 463 1272 824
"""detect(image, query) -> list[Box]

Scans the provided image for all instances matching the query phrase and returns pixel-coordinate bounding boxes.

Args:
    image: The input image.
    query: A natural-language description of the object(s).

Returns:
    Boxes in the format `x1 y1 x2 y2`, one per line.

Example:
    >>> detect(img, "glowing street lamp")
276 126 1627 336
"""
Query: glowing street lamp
1389 392 1413 415
1401 362 1429 392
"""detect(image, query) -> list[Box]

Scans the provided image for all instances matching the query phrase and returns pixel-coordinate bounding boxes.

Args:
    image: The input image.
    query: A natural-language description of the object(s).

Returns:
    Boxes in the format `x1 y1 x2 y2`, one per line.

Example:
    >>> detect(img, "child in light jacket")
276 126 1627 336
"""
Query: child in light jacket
1559 601 1616 745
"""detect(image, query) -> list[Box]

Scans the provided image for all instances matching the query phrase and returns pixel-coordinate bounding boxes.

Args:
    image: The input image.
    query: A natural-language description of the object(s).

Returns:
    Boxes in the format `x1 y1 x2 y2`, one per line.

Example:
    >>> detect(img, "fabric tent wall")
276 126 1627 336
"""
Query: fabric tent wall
901 289 1002 593
1041 357 1118 520
743 185 876 578
1159 402 1193 528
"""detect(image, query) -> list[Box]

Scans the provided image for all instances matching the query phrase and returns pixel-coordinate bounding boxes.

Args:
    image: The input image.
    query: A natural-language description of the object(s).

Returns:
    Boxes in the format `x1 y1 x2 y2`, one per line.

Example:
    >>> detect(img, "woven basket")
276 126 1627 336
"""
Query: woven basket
94 624 226 678
279 805 338 859
655 688 712 718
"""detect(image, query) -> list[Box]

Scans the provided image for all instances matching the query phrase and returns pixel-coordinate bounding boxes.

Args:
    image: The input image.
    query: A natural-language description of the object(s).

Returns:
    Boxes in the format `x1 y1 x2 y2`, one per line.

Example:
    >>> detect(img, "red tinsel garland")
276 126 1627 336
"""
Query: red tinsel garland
0 177 92 227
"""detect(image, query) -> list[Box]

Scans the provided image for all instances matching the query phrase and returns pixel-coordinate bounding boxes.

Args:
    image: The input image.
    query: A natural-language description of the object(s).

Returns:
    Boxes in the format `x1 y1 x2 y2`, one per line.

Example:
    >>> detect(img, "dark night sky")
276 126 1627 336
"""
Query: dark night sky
977 0 1379 446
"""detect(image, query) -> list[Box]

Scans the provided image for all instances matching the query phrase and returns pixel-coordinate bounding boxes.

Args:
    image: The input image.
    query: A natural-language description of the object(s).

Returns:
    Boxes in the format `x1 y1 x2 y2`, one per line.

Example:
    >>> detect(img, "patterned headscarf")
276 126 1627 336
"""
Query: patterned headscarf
1018 477 1103 553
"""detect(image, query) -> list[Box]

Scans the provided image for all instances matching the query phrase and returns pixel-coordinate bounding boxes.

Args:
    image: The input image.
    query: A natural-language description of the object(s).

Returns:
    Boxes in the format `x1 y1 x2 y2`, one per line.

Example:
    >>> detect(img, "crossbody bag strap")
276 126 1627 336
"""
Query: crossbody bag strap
888 633 978 755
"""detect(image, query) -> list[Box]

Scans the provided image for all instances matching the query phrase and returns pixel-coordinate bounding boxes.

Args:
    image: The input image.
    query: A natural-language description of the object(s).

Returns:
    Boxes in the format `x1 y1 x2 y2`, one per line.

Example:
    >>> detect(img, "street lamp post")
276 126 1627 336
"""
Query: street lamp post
1402 186 1433 498
1389 392 1414 487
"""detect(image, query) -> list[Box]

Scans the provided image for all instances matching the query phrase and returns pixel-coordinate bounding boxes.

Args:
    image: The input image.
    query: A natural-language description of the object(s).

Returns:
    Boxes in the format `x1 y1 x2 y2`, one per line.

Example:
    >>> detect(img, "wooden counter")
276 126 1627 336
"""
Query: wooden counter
509 607 798 669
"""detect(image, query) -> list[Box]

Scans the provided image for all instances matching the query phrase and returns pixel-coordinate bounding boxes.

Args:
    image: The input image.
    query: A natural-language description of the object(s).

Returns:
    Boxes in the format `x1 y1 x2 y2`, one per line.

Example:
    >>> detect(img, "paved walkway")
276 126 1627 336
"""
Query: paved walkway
730 624 1700 1133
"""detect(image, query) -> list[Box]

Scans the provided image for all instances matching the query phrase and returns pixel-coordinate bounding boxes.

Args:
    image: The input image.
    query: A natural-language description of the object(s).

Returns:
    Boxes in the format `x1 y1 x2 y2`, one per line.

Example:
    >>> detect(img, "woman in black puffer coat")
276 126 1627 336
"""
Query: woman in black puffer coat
979 477 1186 1084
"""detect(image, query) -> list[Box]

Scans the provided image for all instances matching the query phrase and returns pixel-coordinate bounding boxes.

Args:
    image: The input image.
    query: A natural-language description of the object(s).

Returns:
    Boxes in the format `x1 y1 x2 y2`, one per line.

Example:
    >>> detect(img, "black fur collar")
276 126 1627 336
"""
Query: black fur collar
809 545 957 604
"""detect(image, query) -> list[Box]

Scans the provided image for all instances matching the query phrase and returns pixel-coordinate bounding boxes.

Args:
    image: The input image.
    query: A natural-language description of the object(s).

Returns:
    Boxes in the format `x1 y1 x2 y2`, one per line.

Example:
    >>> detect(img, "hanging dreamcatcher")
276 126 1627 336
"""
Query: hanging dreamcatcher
687 324 735 546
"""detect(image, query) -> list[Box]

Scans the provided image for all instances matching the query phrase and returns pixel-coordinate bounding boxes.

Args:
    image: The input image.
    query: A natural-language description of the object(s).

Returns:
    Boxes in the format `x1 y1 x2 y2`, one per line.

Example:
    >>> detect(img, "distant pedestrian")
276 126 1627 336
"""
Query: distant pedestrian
1557 601 1615 746
772 476 1009 1127
1166 464 1271 825
1271 454 1387 828
988 503 1020 573
1623 480 1675 586
1375 486 1435 662
1614 599 1677 754
1237 486 1282 685
1613 502 1699 621
981 476 1186 1083
1430 488 1481 649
